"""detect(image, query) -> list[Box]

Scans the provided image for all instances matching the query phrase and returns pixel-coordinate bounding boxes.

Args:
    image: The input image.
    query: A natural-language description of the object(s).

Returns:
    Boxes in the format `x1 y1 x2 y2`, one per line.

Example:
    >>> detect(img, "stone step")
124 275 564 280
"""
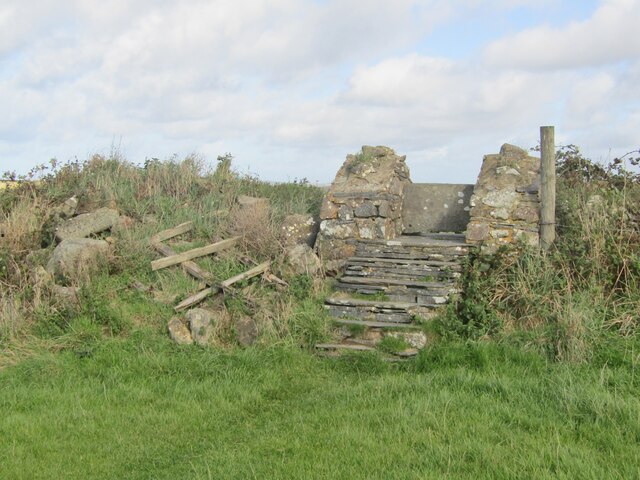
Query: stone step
315 343 376 352
344 267 458 282
347 257 463 270
354 248 468 262
332 318 420 329
325 296 420 310
325 305 413 323
337 275 456 291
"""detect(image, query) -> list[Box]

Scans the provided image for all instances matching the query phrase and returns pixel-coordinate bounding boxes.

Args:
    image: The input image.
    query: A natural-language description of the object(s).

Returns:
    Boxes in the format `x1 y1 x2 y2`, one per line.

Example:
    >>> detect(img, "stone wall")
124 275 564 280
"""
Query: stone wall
402 183 475 234
315 146 411 261
465 144 541 251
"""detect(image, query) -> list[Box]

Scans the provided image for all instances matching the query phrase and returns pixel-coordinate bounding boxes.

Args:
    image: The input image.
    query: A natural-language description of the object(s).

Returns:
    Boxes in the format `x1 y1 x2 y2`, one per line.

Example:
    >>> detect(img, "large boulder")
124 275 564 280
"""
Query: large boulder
55 207 120 241
46 238 111 284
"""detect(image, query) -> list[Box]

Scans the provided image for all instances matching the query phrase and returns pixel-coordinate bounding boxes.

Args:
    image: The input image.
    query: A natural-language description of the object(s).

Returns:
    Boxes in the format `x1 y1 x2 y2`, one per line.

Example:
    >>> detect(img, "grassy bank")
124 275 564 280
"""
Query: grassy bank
1 337 639 479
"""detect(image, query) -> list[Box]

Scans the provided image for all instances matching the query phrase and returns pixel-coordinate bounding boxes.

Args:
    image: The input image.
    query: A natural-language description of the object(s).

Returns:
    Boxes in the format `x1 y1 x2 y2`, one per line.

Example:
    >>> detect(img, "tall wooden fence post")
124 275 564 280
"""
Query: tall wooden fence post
540 126 556 250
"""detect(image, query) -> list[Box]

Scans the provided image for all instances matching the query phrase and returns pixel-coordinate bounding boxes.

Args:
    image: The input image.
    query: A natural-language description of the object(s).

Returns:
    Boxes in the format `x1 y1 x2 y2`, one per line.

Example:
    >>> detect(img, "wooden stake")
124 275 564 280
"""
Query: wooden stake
540 126 556 250
151 237 240 271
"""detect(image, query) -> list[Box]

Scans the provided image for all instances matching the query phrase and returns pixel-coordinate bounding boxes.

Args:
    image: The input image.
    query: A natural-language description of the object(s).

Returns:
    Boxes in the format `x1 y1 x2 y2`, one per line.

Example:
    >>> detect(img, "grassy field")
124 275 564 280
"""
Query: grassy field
1 334 639 479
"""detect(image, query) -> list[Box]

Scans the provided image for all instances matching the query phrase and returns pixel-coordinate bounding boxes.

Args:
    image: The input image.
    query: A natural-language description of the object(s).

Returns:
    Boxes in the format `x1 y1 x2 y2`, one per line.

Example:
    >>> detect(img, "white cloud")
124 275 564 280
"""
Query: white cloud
484 0 640 69
0 0 638 184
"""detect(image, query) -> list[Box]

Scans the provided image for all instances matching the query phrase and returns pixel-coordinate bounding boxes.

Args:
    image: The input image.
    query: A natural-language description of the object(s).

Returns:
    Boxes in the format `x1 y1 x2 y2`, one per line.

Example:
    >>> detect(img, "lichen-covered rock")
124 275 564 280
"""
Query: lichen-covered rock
55 207 120 241
186 308 215 346
280 214 319 247
46 238 110 284
168 317 193 345
466 144 540 251
315 146 411 262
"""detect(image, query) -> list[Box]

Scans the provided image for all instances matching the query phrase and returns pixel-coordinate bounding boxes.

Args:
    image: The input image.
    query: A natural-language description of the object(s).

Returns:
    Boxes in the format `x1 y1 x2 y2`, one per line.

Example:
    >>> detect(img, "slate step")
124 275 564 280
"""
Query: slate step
332 318 420 329
315 343 375 352
337 275 455 290
347 256 463 270
325 305 412 323
344 267 458 282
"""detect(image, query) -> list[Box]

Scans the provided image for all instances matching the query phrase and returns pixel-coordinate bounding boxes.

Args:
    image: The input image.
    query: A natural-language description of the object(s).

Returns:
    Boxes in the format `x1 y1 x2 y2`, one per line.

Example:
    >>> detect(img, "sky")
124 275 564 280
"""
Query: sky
1 0 639 184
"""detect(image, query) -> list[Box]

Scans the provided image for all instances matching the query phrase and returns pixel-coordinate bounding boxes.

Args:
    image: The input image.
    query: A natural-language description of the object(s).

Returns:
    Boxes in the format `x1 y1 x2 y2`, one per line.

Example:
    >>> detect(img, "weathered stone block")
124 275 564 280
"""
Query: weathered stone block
280 214 319 247
319 197 339 220
337 205 354 221
354 202 377 218
466 222 490 243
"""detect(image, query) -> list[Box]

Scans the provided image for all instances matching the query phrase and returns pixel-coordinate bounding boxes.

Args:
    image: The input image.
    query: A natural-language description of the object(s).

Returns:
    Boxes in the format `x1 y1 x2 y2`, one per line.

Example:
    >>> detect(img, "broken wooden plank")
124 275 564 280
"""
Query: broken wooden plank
173 261 270 312
152 242 215 284
150 221 194 244
220 261 270 288
151 236 240 271
174 286 221 312
264 272 288 287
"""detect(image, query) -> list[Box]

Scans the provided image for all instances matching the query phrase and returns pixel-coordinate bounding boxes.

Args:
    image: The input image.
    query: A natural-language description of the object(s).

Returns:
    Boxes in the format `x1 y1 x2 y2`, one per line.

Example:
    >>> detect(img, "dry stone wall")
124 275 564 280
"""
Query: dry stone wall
315 146 411 261
465 144 541 251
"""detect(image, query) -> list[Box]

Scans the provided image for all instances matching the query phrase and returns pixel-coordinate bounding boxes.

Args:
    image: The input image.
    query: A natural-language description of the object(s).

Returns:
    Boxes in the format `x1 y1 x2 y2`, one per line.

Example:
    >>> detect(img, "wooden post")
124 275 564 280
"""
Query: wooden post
540 126 556 250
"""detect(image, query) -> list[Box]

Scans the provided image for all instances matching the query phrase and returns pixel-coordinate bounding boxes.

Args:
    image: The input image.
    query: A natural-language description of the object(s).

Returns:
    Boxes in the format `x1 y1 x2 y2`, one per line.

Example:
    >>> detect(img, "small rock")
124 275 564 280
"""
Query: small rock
186 308 215 346
56 196 78 219
168 317 193 345
236 316 258 346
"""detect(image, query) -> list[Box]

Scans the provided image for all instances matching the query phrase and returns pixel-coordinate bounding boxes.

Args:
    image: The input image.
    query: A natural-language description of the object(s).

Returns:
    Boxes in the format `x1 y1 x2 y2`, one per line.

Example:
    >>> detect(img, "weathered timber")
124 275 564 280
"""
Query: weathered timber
151 237 240 271
150 221 193 244
174 286 221 312
152 242 215 284
220 261 270 288
174 261 270 312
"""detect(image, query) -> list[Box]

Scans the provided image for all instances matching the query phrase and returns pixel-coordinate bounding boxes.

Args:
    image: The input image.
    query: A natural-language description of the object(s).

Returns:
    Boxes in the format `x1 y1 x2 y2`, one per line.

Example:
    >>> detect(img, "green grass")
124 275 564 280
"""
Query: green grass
1 337 639 479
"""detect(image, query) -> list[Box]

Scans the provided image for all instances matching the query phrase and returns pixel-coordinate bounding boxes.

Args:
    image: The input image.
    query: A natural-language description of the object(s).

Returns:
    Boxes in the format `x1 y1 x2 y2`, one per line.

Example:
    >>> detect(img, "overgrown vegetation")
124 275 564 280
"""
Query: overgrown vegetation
439 145 640 362
0 152 328 352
